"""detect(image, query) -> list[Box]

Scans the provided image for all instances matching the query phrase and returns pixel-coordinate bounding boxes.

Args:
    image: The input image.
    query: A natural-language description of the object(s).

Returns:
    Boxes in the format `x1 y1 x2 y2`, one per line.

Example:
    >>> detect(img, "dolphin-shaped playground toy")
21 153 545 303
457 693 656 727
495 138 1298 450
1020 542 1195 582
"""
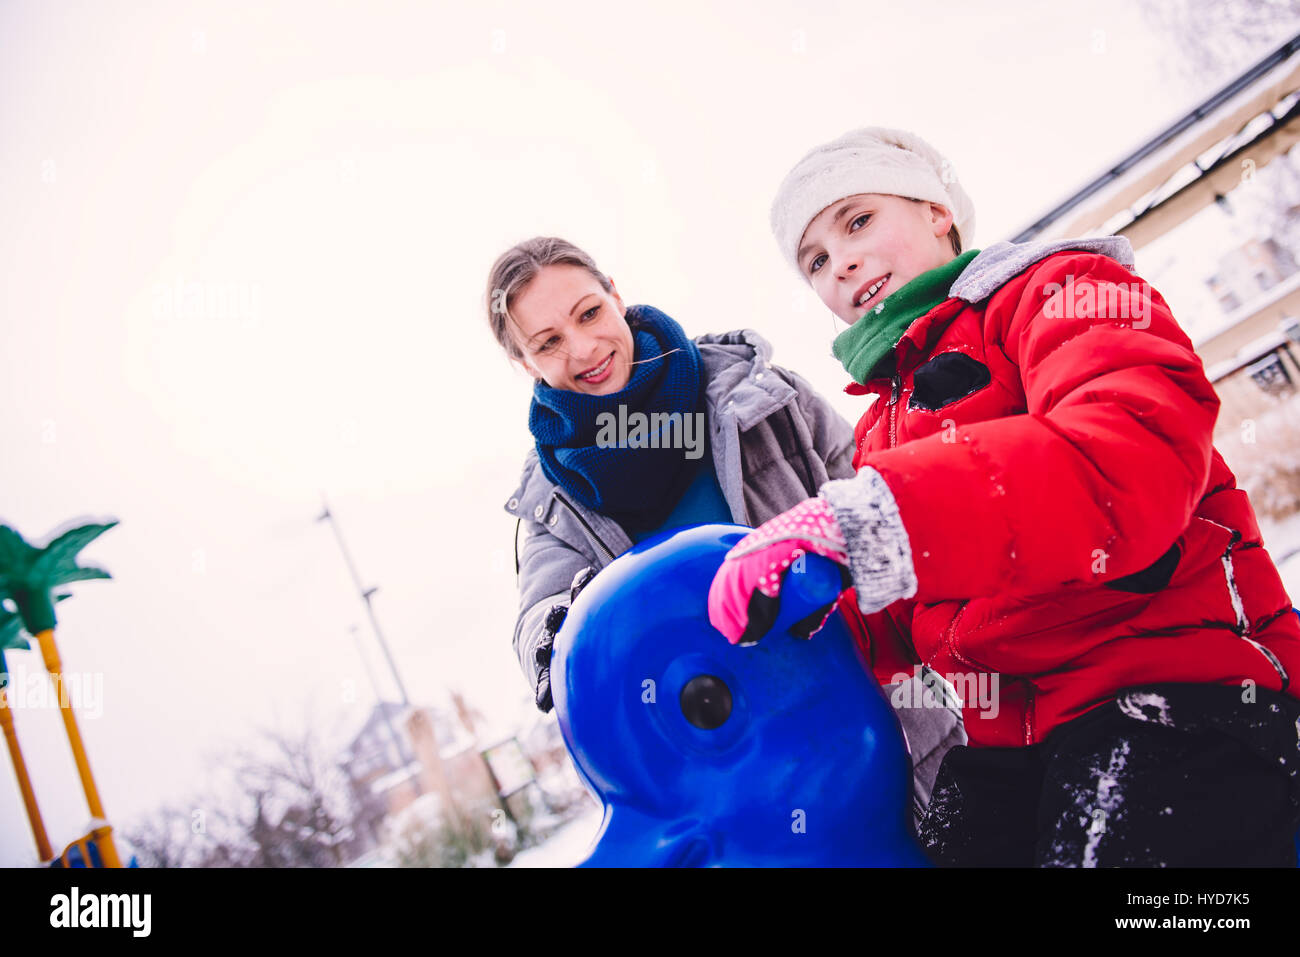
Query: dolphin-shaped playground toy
550 523 930 867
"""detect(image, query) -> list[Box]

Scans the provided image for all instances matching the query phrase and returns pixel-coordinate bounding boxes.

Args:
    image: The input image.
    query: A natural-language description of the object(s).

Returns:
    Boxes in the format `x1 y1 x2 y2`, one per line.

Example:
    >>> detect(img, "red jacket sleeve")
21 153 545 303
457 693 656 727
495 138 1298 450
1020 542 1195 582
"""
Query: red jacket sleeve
862 252 1220 600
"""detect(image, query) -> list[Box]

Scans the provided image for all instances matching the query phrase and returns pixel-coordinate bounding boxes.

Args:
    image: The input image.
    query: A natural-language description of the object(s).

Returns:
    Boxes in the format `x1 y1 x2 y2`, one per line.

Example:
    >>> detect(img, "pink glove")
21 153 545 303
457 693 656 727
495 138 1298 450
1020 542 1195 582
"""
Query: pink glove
708 496 851 645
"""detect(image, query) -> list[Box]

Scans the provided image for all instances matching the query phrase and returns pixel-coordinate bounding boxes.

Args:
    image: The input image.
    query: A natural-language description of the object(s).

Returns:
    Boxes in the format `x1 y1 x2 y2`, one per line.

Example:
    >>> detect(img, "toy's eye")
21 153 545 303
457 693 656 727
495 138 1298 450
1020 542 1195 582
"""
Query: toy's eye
680 674 732 729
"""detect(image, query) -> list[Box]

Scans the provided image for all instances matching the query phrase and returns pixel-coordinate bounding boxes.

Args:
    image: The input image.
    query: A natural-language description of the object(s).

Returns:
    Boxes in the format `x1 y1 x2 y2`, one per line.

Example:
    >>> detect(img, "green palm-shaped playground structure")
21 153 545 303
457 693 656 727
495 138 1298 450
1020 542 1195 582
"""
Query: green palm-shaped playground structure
0 518 124 867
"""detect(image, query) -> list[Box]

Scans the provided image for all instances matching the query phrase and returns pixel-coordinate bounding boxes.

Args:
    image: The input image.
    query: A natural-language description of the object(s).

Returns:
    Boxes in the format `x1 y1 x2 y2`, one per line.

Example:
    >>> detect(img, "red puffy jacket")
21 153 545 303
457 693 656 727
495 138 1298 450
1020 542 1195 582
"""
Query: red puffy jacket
839 240 1300 748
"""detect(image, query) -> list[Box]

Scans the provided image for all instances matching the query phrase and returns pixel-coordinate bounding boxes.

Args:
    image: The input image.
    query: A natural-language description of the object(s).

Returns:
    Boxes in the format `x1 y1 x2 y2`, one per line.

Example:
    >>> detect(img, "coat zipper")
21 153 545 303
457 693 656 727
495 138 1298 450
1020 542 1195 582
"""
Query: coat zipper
1021 679 1037 746
887 372 901 449
551 491 618 562
854 369 904 459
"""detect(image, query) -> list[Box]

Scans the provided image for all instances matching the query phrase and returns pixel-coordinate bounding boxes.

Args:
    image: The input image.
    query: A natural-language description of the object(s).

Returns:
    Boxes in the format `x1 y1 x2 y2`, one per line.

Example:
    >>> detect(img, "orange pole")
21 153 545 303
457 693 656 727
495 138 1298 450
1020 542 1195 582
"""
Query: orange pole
0 685 54 861
89 823 119 867
33 628 122 868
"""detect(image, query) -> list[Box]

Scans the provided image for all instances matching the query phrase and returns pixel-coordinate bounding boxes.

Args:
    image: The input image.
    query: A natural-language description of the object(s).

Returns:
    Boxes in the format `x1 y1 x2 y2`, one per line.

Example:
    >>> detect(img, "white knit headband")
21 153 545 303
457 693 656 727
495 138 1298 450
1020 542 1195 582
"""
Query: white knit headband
770 126 977 279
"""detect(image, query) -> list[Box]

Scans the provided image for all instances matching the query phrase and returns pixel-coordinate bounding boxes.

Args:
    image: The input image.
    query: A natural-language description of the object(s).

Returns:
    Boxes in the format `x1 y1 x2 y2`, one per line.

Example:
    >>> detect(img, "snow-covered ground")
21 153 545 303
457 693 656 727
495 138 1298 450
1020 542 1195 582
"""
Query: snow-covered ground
508 805 604 868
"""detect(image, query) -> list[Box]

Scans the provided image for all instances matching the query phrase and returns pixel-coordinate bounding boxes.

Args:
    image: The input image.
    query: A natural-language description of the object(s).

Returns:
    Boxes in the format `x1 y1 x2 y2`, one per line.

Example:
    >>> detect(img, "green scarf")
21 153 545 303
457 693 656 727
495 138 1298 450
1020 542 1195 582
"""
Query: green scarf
833 249 980 385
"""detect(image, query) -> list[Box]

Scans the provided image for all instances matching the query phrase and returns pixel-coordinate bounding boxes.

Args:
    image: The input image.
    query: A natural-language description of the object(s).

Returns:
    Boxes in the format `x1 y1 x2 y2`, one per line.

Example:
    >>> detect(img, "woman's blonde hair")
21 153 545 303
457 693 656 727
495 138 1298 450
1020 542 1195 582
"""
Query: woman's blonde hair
484 236 615 362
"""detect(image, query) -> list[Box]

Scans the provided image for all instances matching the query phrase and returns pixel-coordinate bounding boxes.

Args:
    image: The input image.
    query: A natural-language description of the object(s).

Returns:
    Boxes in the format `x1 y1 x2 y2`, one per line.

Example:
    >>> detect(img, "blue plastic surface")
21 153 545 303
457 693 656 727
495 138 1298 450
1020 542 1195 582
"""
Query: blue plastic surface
552 523 929 867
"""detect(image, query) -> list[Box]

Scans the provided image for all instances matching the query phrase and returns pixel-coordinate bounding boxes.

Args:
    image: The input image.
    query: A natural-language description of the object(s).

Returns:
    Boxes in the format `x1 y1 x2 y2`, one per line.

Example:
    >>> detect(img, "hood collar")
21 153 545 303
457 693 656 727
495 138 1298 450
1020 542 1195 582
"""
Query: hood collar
844 235 1137 393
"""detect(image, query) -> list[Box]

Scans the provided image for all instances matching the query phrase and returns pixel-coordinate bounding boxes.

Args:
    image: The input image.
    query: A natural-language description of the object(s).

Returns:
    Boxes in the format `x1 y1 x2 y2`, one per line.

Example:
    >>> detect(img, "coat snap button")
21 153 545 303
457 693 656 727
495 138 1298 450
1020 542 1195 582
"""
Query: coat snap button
507 498 519 510
533 505 544 519
755 372 764 381
548 515 558 526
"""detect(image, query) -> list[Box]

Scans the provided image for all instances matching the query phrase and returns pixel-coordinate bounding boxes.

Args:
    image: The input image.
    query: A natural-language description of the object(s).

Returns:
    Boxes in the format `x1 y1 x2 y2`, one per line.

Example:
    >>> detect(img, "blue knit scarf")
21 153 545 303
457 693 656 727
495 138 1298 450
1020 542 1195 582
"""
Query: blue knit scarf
528 305 705 530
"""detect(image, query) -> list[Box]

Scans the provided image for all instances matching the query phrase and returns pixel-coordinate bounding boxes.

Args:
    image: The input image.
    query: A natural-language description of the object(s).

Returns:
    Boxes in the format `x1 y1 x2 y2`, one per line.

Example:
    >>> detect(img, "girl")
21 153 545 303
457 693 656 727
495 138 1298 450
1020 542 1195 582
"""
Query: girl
709 126 1300 867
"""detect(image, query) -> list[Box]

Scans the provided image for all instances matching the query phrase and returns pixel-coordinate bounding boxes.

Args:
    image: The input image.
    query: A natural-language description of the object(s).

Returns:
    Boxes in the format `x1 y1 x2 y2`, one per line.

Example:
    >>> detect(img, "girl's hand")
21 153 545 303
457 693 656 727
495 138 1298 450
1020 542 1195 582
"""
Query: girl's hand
707 496 851 645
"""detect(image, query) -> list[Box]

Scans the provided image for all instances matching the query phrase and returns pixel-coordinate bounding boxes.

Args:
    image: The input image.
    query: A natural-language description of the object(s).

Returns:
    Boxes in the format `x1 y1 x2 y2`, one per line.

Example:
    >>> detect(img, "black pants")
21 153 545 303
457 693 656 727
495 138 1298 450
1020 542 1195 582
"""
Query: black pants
916 682 1300 867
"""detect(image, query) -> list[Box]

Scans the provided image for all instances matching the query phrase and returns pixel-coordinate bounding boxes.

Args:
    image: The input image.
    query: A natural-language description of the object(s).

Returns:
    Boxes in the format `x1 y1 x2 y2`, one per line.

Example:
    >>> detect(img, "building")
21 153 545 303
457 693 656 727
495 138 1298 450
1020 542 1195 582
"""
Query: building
341 698 492 853
1008 33 1300 525
1206 236 1299 314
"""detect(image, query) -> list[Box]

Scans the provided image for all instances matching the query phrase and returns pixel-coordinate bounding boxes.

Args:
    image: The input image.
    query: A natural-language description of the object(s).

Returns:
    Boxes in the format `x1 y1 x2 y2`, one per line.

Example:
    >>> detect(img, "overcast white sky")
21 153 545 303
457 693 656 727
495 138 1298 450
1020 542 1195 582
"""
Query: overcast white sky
0 0 1291 865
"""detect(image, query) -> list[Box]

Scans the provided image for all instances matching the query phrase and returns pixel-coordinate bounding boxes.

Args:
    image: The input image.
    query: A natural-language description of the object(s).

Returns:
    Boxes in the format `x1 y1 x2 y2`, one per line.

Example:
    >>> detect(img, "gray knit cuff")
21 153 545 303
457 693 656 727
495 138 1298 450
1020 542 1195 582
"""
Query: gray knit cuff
819 467 917 613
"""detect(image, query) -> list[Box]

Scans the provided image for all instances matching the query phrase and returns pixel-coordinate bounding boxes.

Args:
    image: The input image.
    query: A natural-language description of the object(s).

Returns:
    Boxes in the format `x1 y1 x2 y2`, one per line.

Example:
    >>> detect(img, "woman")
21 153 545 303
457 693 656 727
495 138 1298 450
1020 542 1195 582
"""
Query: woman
486 236 962 824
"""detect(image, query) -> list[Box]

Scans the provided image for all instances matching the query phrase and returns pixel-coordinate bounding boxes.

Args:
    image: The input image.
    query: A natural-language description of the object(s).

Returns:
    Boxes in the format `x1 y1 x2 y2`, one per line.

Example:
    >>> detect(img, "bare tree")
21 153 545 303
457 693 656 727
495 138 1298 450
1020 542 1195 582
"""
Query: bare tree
1137 0 1300 83
120 714 363 867
120 786 259 868
120 802 202 868
228 723 359 867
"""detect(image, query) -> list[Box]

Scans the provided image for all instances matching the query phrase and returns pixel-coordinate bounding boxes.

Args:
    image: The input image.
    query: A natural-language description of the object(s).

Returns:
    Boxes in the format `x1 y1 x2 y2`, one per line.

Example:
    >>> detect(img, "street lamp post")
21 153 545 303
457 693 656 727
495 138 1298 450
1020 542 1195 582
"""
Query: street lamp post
316 498 410 708
349 623 410 768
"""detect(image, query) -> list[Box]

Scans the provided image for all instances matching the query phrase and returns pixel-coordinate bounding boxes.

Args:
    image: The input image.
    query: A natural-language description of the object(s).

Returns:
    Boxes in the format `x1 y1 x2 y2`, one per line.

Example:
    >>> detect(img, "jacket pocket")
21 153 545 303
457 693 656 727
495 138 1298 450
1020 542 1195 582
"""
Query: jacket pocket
907 351 992 412
1103 540 1183 594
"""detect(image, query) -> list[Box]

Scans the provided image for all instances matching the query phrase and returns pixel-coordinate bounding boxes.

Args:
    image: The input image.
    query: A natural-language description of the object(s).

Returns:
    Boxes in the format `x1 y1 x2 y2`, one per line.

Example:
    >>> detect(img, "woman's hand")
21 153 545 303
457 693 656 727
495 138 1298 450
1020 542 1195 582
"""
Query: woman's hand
707 496 851 645
534 566 598 713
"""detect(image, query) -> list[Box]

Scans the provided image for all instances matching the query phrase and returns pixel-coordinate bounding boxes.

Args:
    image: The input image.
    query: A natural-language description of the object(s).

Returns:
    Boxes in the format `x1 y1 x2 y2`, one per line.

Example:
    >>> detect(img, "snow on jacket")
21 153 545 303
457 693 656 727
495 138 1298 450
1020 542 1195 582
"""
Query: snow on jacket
819 236 1300 749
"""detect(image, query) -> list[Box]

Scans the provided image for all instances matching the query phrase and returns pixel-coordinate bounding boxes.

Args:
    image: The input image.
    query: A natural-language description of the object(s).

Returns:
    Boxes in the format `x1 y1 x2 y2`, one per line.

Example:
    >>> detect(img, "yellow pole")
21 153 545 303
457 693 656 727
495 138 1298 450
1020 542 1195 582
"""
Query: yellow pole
0 685 54 862
33 628 122 867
